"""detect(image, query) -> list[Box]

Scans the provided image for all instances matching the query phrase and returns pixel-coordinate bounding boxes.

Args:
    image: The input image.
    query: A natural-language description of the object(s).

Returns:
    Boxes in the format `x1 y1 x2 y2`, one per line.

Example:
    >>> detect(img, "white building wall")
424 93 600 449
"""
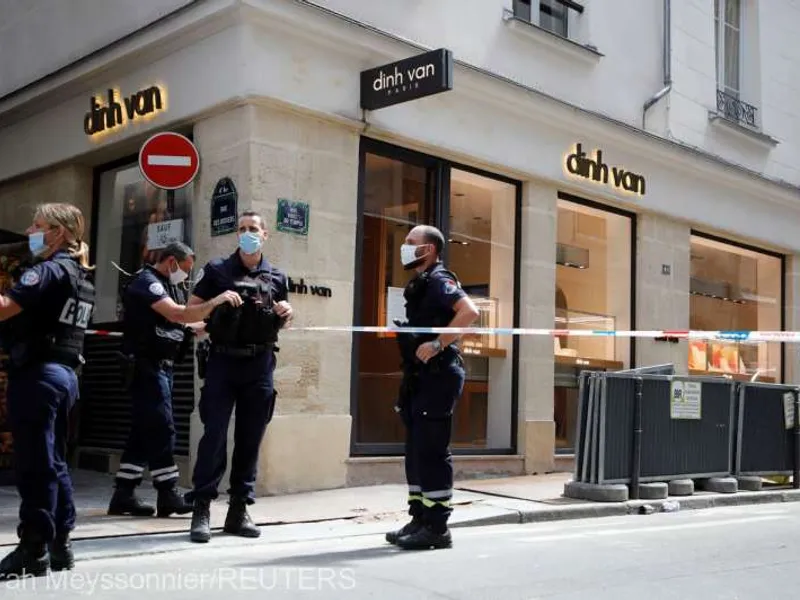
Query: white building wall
0 0 195 99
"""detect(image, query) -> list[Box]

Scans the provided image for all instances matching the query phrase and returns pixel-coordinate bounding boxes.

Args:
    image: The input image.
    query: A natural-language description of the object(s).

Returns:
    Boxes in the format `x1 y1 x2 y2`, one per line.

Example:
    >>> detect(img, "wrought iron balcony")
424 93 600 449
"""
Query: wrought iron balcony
716 89 757 128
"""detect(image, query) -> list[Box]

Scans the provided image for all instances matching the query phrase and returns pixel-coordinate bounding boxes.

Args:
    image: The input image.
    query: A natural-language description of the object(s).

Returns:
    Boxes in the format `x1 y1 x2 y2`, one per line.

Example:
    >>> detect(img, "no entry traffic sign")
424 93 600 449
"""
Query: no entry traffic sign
138 132 200 190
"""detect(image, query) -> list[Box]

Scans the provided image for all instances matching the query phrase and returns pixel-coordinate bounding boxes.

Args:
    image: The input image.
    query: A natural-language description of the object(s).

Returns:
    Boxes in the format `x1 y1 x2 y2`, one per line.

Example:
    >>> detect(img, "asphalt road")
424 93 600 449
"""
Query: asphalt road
3 502 800 599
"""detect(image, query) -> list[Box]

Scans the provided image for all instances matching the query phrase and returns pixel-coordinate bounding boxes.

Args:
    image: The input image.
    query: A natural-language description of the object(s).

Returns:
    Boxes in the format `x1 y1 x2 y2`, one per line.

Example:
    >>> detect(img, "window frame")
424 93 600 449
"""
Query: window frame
553 191 638 455
689 229 786 384
512 0 584 38
349 136 523 457
715 0 743 99
89 130 195 329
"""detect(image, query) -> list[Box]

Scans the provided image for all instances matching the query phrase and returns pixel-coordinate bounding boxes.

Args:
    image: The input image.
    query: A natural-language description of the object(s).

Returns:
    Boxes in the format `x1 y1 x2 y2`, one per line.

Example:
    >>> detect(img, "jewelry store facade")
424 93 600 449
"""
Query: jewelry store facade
0 0 798 493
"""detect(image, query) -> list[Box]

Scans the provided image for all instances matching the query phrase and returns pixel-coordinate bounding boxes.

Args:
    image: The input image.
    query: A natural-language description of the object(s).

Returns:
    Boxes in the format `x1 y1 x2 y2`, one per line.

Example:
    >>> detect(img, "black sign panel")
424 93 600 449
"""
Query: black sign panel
360 48 453 111
210 177 238 236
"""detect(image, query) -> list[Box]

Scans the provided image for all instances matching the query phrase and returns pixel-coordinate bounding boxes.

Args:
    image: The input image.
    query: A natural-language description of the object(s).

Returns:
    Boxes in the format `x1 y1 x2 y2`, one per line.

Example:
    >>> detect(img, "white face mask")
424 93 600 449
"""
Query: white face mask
170 264 188 285
400 244 420 267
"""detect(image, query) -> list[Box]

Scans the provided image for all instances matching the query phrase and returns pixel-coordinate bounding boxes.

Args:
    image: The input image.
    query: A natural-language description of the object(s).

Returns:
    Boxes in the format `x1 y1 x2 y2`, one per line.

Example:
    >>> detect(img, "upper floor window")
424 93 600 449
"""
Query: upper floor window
513 0 582 38
715 0 741 99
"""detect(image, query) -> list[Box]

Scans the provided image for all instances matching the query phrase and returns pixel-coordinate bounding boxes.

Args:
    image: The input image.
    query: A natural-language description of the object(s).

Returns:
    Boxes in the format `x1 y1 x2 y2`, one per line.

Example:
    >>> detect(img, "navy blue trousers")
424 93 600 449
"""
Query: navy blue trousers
6 363 78 541
401 357 465 532
186 350 276 505
115 359 178 490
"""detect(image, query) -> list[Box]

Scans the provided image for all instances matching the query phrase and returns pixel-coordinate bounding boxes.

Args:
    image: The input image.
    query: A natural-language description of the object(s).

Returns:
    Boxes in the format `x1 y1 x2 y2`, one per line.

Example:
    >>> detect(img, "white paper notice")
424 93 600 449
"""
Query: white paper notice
386 287 407 326
670 380 702 420
783 392 796 430
146 219 184 250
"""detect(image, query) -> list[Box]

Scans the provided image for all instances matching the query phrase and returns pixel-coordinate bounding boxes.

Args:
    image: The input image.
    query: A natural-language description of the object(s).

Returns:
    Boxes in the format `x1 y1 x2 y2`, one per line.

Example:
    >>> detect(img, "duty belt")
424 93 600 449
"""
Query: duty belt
212 343 273 357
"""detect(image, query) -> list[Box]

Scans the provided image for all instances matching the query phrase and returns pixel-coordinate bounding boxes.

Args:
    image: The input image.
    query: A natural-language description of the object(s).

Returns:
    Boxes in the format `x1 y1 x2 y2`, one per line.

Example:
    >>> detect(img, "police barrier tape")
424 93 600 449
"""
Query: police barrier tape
83 327 800 343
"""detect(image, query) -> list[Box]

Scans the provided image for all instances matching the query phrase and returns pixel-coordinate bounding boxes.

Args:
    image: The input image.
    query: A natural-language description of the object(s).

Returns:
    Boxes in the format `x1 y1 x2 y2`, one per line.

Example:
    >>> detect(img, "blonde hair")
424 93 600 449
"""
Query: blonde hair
34 202 94 269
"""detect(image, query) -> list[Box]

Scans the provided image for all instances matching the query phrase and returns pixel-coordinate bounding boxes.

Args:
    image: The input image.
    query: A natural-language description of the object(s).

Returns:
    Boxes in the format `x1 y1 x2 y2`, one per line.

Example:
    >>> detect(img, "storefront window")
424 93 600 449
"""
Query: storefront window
353 140 519 453
554 195 633 453
93 161 193 324
689 234 783 383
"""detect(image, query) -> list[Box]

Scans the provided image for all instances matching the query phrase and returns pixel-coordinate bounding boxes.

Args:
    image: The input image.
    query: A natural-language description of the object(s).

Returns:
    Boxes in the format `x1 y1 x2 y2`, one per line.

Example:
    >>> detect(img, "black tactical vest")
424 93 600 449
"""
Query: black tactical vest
403 264 460 343
4 256 95 370
123 269 186 360
206 272 283 347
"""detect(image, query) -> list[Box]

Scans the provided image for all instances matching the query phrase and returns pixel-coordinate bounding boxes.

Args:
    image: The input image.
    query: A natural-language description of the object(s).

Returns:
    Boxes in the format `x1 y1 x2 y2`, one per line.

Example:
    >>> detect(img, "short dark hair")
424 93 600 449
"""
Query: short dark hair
159 241 194 263
239 210 265 229
419 225 445 256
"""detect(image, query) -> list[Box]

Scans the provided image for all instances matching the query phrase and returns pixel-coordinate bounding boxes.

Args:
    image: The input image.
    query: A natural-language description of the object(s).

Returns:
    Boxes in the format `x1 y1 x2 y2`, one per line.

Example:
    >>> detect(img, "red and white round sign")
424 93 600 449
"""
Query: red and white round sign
138 132 200 190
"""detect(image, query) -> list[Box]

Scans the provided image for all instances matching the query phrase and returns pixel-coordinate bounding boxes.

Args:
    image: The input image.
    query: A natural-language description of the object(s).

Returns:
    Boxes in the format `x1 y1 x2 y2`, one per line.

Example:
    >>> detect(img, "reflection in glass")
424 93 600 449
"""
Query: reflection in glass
94 164 192 323
355 153 433 445
689 235 782 382
554 199 632 453
448 169 516 450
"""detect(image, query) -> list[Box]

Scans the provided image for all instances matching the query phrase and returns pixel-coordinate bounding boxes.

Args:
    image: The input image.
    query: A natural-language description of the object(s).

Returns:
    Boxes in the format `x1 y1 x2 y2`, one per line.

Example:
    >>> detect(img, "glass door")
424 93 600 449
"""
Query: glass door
354 149 437 447
446 169 518 450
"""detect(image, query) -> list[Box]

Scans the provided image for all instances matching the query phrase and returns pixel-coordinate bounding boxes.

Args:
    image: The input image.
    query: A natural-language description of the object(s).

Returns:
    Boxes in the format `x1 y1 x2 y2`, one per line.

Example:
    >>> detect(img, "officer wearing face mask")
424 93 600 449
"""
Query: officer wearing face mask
386 225 479 551
183 211 292 544
0 203 95 580
108 242 243 519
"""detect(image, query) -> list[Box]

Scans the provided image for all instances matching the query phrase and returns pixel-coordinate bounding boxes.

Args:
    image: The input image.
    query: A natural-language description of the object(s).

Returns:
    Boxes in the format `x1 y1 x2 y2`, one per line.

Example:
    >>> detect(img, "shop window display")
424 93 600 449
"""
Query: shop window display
554 197 633 453
93 163 193 324
353 141 519 453
689 235 783 382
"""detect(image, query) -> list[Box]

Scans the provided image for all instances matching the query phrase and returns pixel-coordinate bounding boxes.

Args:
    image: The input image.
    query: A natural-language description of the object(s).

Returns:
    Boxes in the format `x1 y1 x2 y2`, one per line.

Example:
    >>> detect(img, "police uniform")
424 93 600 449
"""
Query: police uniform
108 265 192 517
185 251 288 541
389 262 466 549
0 251 94 577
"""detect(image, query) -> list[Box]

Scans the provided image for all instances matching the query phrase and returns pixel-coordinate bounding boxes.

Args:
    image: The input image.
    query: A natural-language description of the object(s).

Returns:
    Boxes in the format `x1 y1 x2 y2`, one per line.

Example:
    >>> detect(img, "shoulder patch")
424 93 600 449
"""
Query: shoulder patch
148 282 166 296
20 270 40 286
194 268 204 284
443 279 459 295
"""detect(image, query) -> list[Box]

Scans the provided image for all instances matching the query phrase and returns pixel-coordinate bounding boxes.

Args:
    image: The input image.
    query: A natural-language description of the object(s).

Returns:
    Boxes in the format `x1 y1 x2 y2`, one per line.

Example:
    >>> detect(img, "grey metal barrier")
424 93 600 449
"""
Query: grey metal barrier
734 382 800 488
573 369 737 499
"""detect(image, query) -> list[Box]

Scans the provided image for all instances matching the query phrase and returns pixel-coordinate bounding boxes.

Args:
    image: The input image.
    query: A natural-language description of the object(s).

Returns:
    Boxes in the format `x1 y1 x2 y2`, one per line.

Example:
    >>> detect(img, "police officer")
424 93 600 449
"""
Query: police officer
385 225 479 550
184 210 292 543
108 242 243 518
0 203 95 579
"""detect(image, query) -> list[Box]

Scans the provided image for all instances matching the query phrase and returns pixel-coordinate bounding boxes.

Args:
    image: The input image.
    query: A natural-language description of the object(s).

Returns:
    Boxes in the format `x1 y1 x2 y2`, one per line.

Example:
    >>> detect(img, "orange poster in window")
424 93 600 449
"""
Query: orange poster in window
688 340 707 371
710 342 739 374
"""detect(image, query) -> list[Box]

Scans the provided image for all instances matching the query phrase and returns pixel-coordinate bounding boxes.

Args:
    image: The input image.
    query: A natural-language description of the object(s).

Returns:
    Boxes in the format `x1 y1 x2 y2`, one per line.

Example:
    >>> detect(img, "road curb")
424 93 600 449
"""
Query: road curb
450 487 800 528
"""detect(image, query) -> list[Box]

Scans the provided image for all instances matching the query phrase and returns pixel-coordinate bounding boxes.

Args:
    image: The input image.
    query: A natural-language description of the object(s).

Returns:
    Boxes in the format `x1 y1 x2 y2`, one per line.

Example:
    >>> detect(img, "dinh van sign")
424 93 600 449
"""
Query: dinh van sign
565 143 646 196
84 86 165 136
360 48 453 111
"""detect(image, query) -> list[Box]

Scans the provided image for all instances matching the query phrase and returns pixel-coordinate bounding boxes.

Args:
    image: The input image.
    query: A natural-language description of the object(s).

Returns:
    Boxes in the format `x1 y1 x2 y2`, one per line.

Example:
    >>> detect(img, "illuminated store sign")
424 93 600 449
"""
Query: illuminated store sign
84 85 166 136
565 143 646 196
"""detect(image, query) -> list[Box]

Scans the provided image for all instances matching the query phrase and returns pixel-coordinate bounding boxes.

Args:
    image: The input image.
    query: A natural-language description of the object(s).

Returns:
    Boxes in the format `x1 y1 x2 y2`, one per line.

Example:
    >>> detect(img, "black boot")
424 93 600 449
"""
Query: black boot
223 497 260 538
396 525 452 550
156 486 193 518
190 499 211 543
0 534 50 581
385 516 423 545
107 487 155 517
50 532 74 572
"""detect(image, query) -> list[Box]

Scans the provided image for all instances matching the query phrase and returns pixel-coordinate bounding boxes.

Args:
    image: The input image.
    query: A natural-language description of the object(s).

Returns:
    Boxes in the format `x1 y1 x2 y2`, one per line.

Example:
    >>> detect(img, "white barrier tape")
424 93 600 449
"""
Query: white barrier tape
84 327 800 343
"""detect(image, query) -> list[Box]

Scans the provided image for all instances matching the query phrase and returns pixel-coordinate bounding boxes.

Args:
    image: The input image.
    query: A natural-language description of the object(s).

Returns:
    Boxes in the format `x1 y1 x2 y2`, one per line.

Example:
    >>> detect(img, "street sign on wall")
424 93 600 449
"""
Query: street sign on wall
211 177 238 237
138 132 200 190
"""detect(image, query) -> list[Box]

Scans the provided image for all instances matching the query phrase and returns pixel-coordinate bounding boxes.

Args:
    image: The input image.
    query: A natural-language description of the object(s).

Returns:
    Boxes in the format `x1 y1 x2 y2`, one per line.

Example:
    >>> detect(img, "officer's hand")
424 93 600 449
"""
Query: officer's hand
215 290 243 307
415 341 440 364
274 300 293 326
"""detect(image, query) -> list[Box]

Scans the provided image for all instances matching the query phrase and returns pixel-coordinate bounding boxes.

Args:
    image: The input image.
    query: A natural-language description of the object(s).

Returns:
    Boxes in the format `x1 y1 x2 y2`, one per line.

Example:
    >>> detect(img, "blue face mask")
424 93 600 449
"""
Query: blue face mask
28 231 46 256
238 232 263 255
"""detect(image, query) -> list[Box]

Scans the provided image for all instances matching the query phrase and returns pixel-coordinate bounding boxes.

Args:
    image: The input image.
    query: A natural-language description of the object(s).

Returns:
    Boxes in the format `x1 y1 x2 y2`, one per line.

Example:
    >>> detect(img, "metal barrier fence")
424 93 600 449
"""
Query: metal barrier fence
735 383 800 483
572 367 800 500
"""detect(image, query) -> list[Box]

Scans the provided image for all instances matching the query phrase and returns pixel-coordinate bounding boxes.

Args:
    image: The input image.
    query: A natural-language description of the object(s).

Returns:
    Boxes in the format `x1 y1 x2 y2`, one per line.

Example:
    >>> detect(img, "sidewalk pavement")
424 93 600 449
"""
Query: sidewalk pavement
2 469 800 548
